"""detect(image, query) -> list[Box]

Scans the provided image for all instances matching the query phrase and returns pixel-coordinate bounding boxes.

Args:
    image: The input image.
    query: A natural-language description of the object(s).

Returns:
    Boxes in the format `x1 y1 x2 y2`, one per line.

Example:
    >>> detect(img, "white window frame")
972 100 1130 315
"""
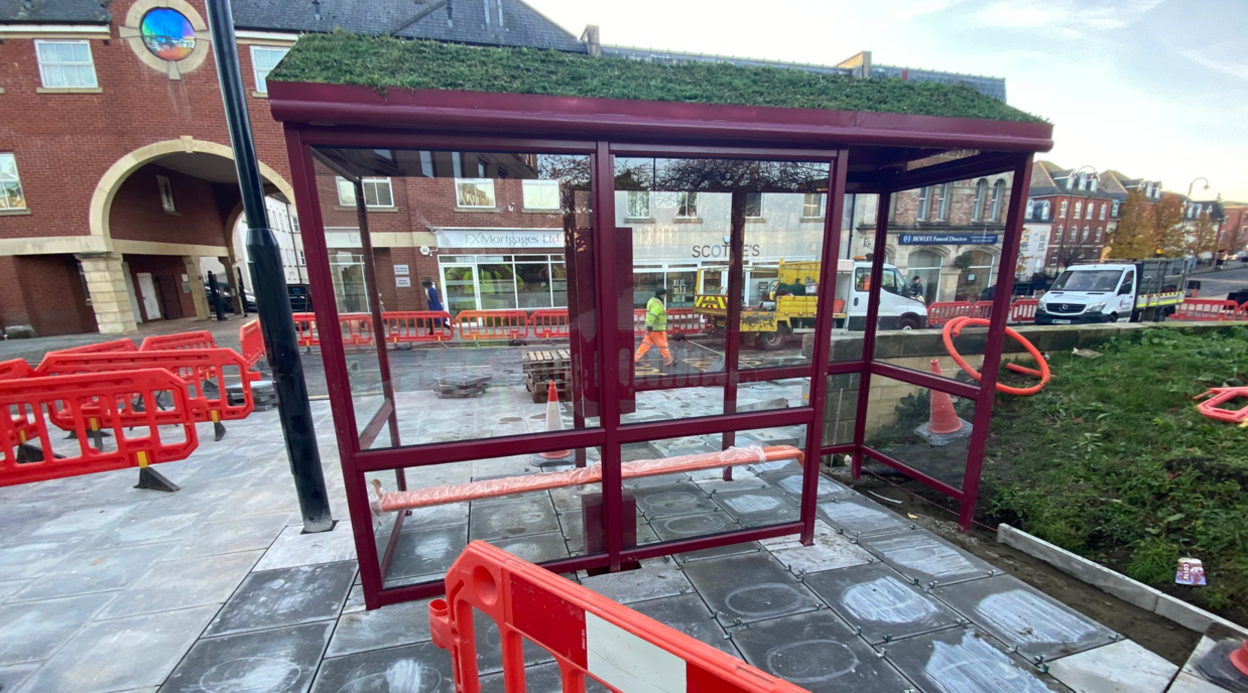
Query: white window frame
1025 199 1034 219
455 178 496 209
336 177 395 209
1095 227 1102 242
35 39 97 89
522 179 560 210
972 179 988 221
1086 202 1093 220
1073 201 1082 219
744 192 763 219
1060 200 1068 218
1041 201 1051 220
1111 200 1120 217
626 190 651 219
1056 225 1063 243
157 174 176 213
802 192 825 218
251 46 290 94
676 192 699 219
1099 203 1106 220
0 153 26 211
989 180 1005 222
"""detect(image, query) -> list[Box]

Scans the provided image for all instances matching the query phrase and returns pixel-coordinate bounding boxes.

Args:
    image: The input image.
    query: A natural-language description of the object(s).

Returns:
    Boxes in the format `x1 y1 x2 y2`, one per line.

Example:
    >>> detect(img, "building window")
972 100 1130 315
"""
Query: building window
989 180 1005 222
251 46 289 94
35 40 98 89
802 193 825 218
522 180 560 210
744 192 763 218
1099 203 1106 220
1041 201 1051 220
1095 227 1102 242
1025 199 1035 219
1082 226 1090 243
626 190 651 219
0 153 26 210
1056 225 1063 243
338 177 395 208
454 178 494 208
1086 203 1093 220
1111 200 1120 217
972 179 988 221
1073 201 1082 219
1059 200 1068 218
157 175 176 213
676 192 698 219
937 183 951 220
917 187 932 221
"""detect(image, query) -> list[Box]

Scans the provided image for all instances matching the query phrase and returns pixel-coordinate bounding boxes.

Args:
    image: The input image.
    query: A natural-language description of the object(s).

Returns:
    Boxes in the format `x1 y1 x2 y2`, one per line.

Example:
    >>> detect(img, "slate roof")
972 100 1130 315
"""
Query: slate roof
1029 160 1117 200
0 0 109 22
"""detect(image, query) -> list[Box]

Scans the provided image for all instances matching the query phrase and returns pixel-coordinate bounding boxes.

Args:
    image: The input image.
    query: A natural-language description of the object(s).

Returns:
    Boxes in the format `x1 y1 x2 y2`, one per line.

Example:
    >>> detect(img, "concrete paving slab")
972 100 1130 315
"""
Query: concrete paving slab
762 472 855 500
311 641 454 693
1047 639 1178 693
882 627 1069 693
13 542 175 601
474 609 555 675
731 609 912 693
632 482 718 519
768 529 875 575
1167 672 1236 693
803 562 961 645
30 504 138 537
935 575 1117 662
758 519 837 549
327 597 434 658
682 552 820 627
559 510 658 555
165 513 290 559
479 662 613 693
468 497 559 541
579 559 693 605
709 487 799 527
99 511 203 548
628 593 741 659
206 561 357 637
399 502 471 531
0 579 32 604
485 533 570 564
208 483 303 521
0 663 39 692
548 484 600 513
0 592 113 665
647 511 760 563
385 526 469 583
254 522 358 571
15 605 217 693
859 529 996 587
97 550 262 620
816 497 915 537
694 475 771 494
748 459 804 476
1184 636 1248 693
159 621 332 693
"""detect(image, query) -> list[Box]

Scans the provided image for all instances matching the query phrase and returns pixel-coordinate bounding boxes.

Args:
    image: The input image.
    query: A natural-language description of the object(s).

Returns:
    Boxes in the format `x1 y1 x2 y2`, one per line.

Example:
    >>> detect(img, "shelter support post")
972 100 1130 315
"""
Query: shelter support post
851 188 892 478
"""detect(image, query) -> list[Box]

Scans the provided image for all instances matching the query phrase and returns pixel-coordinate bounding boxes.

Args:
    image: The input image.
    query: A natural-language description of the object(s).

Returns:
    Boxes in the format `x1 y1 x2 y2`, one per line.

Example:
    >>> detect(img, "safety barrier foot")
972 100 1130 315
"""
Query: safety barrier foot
213 421 226 442
135 467 180 493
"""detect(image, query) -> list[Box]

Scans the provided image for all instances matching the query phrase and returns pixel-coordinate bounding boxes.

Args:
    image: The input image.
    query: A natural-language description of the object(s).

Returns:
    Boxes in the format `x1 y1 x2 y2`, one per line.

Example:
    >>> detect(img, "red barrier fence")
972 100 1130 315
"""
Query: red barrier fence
926 301 975 327
456 310 530 341
382 311 454 344
929 299 1041 326
1010 298 1040 323
55 338 137 355
293 312 320 348
632 308 706 335
529 309 570 339
0 369 198 486
1236 302 1248 321
972 301 994 319
140 331 216 351
0 359 32 380
339 313 376 347
429 541 809 693
239 320 265 369
1171 299 1240 321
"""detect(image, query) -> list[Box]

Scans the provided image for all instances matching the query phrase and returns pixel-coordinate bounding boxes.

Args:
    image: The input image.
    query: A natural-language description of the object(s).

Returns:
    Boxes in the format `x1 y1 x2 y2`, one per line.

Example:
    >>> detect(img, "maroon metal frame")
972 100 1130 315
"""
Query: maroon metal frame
272 82 1050 608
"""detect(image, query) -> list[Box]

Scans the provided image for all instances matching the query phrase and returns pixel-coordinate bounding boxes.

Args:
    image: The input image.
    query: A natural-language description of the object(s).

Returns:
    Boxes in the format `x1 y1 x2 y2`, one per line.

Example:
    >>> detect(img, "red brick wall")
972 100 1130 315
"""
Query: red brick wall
1028 193 1112 267
0 255 95 335
109 165 229 246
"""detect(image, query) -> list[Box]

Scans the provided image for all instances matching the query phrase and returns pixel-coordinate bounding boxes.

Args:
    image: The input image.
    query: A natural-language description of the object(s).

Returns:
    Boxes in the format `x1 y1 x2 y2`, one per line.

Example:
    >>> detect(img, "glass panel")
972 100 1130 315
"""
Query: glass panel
821 372 860 447
863 376 977 491
311 147 596 447
370 447 601 590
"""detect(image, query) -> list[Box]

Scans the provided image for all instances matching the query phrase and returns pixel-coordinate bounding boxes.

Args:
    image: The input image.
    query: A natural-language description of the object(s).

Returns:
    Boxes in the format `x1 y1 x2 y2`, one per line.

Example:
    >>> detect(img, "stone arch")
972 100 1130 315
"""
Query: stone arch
89 137 294 244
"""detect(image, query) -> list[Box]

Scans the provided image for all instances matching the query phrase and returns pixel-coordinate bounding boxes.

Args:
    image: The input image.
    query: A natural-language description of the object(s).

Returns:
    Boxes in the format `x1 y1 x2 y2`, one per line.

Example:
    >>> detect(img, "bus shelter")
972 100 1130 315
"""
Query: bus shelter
268 34 1052 609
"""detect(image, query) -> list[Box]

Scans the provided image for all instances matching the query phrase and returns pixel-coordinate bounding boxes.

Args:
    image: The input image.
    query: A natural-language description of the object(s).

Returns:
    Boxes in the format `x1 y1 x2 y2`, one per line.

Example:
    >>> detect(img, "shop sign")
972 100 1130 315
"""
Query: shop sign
899 233 999 245
396 277 411 288
435 228 564 249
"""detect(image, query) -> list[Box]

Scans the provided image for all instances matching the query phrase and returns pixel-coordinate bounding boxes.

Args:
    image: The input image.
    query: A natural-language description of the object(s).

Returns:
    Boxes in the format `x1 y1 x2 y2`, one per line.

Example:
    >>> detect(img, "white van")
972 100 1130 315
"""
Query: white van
836 259 929 331
1036 259 1187 324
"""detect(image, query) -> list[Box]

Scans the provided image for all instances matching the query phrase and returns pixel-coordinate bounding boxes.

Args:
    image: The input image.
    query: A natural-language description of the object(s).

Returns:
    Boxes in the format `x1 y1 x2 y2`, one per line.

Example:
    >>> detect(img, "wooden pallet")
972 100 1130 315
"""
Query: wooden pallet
523 348 572 402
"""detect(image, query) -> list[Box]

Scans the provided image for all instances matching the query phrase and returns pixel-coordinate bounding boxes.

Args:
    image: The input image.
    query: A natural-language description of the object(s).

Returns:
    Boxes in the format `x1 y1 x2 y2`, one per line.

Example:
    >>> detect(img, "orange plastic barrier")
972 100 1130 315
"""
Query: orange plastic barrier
429 541 810 693
456 310 530 341
53 338 137 355
972 301 994 320
1010 298 1040 323
239 320 265 369
0 369 198 486
943 315 1050 396
293 312 320 348
632 308 706 335
1237 302 1248 321
529 309 569 339
140 330 216 351
1172 299 1240 321
926 301 975 327
1195 387 1248 425
381 445 801 512
0 359 32 380
382 311 454 344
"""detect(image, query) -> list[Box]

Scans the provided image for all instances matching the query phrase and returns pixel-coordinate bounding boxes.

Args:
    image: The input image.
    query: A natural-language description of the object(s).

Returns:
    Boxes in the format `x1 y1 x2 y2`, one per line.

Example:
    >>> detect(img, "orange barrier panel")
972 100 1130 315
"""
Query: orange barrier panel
0 359 32 380
1195 387 1248 425
0 369 198 486
1237 302 1248 321
972 301 994 320
293 312 320 348
1171 299 1239 321
1010 298 1040 323
381 445 801 511
429 541 810 693
52 338 137 356
339 313 376 347
926 301 974 327
239 320 265 369
529 309 569 339
632 308 706 335
140 330 217 351
455 310 530 341
382 311 454 344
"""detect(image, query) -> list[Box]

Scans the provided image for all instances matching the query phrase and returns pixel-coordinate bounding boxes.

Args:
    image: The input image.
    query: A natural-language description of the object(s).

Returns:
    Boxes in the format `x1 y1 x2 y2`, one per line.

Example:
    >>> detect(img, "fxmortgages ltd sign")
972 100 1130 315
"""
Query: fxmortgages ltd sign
434 228 564 249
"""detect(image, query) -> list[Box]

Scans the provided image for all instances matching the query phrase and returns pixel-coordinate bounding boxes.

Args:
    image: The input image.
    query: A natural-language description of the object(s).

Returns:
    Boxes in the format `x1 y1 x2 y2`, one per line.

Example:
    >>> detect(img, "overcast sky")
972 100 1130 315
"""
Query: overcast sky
526 0 1248 201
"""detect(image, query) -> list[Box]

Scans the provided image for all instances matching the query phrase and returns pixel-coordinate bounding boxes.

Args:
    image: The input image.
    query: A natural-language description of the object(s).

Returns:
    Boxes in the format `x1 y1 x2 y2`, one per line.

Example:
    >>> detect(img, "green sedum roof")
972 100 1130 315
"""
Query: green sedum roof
269 32 1044 123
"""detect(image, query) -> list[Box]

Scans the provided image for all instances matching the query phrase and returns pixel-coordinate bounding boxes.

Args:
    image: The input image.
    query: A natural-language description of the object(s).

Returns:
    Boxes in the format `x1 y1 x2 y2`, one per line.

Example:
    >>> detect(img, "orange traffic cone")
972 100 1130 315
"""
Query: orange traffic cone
915 359 972 446
1232 640 1248 677
539 380 571 461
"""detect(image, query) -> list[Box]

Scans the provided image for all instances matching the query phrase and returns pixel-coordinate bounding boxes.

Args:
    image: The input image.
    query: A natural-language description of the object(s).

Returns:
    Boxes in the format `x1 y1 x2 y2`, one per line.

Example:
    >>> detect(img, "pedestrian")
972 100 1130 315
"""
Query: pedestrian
910 275 925 301
422 279 448 333
634 288 675 367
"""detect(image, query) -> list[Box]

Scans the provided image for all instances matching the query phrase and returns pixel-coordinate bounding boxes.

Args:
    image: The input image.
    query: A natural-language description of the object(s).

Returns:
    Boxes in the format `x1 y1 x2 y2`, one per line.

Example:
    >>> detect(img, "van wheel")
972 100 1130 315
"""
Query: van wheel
756 325 790 351
897 316 920 331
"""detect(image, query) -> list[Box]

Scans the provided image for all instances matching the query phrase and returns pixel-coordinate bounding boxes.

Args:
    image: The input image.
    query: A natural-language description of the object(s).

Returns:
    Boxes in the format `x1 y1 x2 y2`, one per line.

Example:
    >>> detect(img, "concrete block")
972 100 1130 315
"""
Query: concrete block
1047 640 1177 693
1166 672 1233 693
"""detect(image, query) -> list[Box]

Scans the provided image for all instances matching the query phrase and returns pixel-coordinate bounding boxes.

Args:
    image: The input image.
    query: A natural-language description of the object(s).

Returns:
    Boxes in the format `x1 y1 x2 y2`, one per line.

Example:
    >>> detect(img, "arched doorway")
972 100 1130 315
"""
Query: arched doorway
903 248 943 303
954 248 997 301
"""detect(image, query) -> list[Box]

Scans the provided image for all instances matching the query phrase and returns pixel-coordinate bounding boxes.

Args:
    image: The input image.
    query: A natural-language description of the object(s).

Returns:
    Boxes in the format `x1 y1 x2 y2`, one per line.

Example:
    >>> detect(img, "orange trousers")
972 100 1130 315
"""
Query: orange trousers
634 330 672 362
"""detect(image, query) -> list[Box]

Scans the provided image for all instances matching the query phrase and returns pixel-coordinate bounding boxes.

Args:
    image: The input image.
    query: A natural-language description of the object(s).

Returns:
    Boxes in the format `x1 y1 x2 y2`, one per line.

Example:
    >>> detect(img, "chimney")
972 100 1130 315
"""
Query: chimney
581 25 601 57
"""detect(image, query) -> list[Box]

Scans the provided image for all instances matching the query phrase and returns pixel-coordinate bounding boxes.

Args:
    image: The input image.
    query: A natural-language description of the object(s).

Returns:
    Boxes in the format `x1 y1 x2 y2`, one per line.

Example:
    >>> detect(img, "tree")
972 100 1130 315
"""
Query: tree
1152 193 1187 258
1187 211 1218 259
1105 188 1153 259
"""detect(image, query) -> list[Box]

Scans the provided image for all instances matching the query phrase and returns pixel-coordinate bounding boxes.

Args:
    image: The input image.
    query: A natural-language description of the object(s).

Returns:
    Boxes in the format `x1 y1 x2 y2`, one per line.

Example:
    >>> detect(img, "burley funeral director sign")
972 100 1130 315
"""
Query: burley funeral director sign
899 233 1000 245
434 228 565 249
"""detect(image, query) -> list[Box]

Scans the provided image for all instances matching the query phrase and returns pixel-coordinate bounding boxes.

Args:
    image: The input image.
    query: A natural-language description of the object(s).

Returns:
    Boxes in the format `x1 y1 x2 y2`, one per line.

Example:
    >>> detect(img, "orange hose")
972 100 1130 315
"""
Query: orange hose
380 445 805 512
942 316 1050 396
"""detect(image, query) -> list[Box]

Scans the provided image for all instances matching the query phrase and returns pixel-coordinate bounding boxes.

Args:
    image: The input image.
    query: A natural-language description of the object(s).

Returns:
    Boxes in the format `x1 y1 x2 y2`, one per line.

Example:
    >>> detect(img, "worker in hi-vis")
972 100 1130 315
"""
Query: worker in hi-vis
635 288 675 367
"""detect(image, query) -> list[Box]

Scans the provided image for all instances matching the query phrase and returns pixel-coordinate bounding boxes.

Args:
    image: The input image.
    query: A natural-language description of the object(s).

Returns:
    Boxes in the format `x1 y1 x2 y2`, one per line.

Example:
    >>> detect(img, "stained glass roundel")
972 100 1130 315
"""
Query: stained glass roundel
141 8 196 61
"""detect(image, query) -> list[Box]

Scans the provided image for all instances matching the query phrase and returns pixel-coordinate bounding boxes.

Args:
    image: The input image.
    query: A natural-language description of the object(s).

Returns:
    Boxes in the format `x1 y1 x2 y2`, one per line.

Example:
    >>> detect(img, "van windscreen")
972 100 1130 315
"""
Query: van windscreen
1051 269 1122 292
